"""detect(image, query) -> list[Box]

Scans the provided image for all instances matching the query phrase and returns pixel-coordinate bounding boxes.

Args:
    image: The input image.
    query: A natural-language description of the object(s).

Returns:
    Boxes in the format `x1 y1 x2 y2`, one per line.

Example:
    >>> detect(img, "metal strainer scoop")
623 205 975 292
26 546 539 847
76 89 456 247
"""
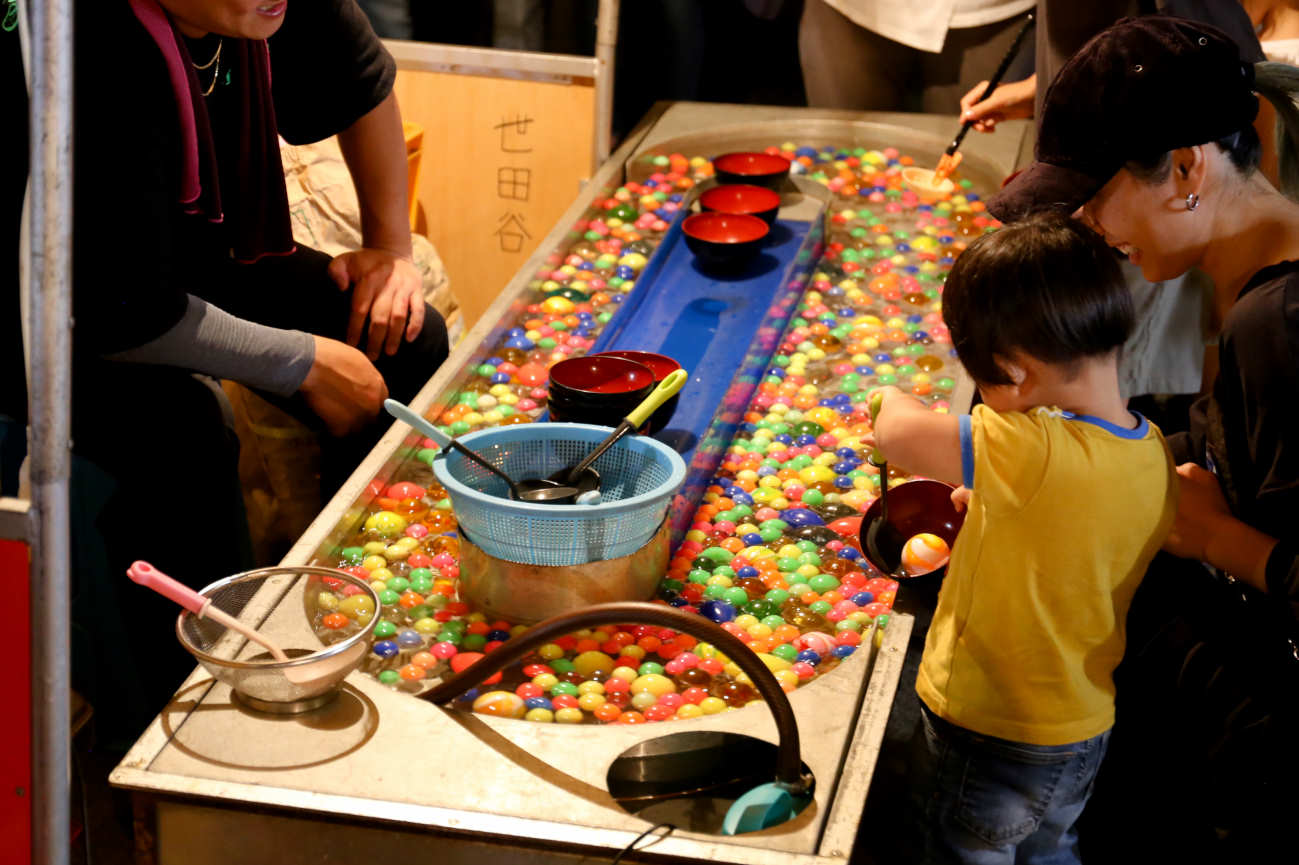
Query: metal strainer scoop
129 562 379 713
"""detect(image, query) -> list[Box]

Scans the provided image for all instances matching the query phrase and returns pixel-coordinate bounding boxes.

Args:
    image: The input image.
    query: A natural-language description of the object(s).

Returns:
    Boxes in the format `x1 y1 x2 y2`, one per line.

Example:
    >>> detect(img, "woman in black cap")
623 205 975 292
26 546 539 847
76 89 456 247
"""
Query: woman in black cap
988 15 1299 860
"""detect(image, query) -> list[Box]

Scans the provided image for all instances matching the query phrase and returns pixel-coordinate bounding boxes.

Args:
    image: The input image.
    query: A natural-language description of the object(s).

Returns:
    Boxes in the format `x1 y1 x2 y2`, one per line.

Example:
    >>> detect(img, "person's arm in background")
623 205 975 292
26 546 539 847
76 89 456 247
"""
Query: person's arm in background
271 0 425 362
958 74 1037 133
333 90 425 361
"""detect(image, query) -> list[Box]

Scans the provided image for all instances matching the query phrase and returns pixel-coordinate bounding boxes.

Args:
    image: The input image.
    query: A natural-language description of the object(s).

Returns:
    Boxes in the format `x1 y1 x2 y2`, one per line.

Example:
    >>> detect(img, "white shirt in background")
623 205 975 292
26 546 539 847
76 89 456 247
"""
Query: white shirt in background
821 0 1035 52
1261 38 1299 65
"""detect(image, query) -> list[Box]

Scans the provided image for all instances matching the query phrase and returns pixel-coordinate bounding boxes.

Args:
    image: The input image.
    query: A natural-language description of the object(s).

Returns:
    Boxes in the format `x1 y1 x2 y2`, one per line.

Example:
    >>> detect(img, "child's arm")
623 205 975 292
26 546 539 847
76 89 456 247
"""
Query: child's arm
871 386 964 486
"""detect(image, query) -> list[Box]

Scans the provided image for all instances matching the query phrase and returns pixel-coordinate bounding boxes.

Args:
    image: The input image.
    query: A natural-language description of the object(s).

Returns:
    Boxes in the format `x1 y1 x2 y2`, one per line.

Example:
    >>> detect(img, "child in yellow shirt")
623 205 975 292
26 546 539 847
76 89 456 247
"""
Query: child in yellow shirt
872 213 1177 865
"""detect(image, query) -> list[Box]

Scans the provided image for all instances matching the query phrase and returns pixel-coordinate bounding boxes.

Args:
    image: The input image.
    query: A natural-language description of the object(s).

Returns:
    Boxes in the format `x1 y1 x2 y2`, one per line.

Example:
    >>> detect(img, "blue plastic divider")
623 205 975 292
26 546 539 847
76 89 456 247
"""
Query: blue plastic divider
583 210 825 545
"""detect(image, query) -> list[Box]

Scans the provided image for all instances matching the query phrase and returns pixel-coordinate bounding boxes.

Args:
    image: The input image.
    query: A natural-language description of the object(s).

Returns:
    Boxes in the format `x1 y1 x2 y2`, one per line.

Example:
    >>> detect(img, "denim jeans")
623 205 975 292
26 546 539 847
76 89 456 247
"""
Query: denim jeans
911 704 1111 865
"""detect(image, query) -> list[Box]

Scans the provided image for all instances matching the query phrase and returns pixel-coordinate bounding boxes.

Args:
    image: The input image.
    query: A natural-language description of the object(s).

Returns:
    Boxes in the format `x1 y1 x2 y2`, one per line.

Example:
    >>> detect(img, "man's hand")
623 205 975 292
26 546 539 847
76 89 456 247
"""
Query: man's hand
328 248 425 361
959 75 1036 133
299 334 388 436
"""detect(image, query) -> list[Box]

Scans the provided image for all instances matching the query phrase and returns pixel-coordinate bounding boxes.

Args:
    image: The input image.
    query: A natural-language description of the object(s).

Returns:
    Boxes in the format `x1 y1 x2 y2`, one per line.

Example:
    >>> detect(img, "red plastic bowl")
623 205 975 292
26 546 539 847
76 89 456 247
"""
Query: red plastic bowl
683 212 769 271
593 350 684 433
699 184 782 225
712 152 792 190
548 354 655 396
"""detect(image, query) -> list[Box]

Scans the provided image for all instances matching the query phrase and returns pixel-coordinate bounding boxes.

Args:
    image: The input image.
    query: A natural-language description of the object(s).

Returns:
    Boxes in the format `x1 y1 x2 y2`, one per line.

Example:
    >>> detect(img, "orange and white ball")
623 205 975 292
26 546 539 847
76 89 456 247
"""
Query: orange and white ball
901 532 951 575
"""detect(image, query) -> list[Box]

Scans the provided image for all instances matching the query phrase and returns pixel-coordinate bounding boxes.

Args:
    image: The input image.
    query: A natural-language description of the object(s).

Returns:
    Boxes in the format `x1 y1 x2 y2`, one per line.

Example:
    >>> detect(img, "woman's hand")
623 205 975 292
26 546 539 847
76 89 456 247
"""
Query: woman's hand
299 334 388 436
329 248 425 361
1164 462 1277 592
958 75 1036 133
1163 463 1231 562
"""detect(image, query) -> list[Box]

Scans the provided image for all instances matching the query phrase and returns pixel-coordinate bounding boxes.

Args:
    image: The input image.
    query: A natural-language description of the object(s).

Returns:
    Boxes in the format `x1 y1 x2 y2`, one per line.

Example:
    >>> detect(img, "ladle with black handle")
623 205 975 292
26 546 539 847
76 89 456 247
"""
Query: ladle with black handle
862 392 907 574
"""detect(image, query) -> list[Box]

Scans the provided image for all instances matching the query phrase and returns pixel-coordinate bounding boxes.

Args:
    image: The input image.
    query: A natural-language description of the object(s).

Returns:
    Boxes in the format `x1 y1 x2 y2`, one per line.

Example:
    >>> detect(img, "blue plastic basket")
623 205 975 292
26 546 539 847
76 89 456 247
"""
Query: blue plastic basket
432 423 686 566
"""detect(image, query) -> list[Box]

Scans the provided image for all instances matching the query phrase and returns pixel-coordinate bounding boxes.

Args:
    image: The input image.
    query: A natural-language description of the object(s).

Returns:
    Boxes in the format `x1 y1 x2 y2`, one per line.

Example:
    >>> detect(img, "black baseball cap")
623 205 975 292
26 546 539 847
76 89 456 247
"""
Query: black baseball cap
989 15 1259 222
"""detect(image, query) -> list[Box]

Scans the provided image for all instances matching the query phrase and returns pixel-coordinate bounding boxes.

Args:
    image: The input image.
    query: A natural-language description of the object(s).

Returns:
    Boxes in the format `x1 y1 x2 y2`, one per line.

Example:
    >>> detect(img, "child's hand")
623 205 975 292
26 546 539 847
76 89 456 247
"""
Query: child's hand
950 485 971 513
869 385 906 414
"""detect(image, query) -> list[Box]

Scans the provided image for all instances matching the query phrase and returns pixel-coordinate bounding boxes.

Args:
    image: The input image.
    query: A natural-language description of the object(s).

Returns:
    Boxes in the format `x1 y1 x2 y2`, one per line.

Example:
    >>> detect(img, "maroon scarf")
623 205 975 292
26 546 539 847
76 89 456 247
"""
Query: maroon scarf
128 0 295 263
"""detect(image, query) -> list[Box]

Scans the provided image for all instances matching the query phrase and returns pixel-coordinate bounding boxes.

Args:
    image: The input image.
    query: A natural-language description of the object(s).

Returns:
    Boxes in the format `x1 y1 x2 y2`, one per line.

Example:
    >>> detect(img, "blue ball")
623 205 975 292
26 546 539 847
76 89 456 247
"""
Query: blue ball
524 697 553 710
796 649 822 666
372 640 400 658
490 372 511 384
834 476 855 489
836 447 858 459
774 434 793 445
837 547 860 561
874 353 892 363
780 508 825 527
486 356 503 365
487 629 511 642
831 645 856 659
851 591 875 605
742 533 764 546
795 434 817 446
699 600 737 623
396 630 423 648
668 595 691 608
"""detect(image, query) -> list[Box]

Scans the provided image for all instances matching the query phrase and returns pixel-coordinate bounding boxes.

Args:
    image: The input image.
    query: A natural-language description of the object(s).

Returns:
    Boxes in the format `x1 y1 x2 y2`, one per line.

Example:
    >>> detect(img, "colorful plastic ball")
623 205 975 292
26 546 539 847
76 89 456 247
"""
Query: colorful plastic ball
473 691 527 718
901 532 951 575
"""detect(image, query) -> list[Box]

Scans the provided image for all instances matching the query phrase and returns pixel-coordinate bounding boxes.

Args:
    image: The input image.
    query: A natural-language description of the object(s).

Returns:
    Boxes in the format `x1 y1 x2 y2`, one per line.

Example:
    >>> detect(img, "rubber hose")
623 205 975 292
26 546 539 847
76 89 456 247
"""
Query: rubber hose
420 601 811 793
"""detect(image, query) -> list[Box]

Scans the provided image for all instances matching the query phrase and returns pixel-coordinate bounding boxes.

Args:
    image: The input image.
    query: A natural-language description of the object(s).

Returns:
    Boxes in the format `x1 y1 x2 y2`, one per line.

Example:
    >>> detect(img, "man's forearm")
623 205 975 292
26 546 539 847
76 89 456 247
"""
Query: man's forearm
337 90 413 258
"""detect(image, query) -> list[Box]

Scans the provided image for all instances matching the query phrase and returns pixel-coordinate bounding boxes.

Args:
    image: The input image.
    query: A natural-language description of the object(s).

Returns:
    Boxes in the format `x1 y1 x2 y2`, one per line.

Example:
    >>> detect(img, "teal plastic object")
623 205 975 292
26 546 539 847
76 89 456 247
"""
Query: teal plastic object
721 781 814 835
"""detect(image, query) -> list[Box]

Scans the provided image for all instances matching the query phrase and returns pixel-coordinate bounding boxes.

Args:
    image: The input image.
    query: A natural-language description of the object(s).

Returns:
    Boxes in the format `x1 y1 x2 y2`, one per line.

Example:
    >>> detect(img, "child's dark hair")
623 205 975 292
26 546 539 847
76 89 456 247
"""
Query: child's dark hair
941 213 1133 386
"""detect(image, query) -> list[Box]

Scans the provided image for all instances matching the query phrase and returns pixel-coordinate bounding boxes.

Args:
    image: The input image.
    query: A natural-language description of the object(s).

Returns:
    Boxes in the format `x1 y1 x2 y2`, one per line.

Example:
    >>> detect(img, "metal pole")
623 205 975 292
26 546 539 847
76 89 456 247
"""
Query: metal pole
28 0 74 861
593 0 619 172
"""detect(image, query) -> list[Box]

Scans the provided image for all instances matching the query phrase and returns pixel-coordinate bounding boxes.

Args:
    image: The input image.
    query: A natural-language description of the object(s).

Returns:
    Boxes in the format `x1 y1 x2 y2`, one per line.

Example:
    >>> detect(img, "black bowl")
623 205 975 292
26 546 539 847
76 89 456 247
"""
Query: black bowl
858 479 965 580
683 212 769 272
547 387 653 427
712 152 791 190
699 184 782 226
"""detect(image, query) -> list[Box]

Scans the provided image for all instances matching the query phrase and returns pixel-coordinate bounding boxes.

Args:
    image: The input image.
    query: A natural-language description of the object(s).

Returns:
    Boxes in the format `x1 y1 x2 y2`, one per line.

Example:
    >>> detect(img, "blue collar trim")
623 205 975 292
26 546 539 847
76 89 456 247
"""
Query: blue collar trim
1060 410 1149 439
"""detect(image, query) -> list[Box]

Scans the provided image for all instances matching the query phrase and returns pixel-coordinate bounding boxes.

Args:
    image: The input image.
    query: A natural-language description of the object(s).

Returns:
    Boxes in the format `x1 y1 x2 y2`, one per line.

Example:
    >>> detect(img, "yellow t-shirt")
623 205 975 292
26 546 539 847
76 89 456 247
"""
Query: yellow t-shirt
915 405 1178 746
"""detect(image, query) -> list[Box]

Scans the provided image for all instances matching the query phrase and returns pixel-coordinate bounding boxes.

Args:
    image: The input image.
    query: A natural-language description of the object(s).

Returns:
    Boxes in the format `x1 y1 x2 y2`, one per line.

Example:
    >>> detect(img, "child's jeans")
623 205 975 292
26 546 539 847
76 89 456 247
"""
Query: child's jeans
911 704 1111 865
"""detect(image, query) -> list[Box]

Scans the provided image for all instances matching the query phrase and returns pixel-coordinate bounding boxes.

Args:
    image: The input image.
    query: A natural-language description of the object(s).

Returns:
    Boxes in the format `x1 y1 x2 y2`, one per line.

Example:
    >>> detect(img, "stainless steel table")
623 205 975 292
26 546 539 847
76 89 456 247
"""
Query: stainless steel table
112 102 1030 865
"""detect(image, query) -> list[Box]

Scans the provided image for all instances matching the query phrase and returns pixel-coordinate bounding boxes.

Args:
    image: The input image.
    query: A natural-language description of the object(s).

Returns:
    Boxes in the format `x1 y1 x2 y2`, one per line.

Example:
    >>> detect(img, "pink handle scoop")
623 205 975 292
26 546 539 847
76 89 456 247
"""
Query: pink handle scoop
128 560 290 662
128 560 209 615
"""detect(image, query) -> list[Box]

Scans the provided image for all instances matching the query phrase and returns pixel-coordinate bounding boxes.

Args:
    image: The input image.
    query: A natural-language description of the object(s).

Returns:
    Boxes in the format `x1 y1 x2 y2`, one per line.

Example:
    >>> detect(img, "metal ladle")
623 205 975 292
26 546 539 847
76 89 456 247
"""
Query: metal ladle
523 369 688 504
383 399 539 501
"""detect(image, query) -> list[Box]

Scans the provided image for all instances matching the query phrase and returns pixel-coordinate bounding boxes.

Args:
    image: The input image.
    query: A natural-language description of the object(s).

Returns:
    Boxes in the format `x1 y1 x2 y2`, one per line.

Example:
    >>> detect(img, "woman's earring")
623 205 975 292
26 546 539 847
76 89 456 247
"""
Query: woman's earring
1185 193 1200 212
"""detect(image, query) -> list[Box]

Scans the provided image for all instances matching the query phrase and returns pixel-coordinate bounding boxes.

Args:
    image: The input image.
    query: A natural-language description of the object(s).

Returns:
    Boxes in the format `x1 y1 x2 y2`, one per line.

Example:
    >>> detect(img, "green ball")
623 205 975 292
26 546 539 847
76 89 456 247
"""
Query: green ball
764 589 791 605
771 644 799 662
809 600 834 615
550 658 576 674
386 576 410 593
809 574 839 593
550 681 580 697
760 614 786 629
379 590 401 606
373 620 397 638
462 633 487 651
723 587 750 607
378 670 401 685
339 546 365 565
637 661 665 676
